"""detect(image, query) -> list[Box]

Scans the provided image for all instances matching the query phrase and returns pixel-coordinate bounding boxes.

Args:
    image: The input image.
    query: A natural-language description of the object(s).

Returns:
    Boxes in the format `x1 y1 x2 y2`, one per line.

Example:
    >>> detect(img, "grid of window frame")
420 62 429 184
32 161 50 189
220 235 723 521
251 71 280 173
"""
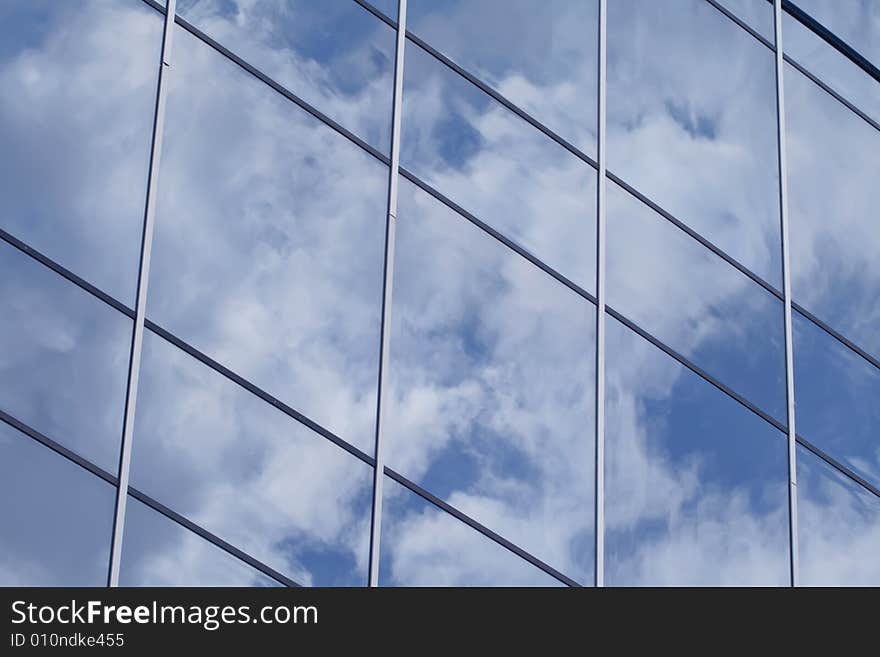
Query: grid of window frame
0 0 878 587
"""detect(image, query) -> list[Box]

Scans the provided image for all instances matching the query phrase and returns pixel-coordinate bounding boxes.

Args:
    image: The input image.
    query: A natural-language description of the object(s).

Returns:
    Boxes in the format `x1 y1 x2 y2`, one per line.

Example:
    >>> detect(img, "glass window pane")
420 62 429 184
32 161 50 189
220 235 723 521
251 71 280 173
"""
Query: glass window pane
783 11 880 124
130 330 373 586
798 446 880 586
608 0 781 286
406 0 598 155
0 0 161 304
793 311 880 491
401 41 598 292
792 0 879 69
715 0 775 42
120 497 281 587
607 182 787 424
0 422 113 586
148 26 388 455
384 180 595 584
369 0 398 21
786 63 880 360
379 477 562 586
605 317 790 586
175 0 395 153
0 241 130 472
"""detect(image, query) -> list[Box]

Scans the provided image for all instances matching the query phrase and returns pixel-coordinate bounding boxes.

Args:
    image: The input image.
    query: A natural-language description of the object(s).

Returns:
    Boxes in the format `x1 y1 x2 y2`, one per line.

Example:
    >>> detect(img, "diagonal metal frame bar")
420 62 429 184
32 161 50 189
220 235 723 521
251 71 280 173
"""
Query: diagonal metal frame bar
3 0 876 503
3 227 878 592
0 408 299 588
136 0 880 374
780 0 880 85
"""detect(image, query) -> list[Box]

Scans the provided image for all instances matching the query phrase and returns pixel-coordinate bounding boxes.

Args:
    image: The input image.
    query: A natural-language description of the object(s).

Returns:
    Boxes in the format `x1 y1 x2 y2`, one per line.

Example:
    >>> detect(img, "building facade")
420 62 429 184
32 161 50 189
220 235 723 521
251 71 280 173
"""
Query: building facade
0 0 877 586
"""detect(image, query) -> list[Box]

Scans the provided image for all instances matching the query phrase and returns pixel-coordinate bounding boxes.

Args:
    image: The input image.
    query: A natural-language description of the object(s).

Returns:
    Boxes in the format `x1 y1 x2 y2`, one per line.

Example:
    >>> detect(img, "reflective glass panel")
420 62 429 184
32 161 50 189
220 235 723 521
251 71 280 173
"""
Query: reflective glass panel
785 63 880 360
379 477 563 586
607 181 787 424
0 241 130 472
793 311 880 491
798 446 880 586
0 0 161 304
401 40 598 292
0 422 114 586
716 0 775 42
120 497 281 587
407 0 598 155
148 26 388 455
384 179 595 584
608 0 781 286
605 317 790 586
130 330 373 586
176 0 395 152
368 0 398 21
793 0 879 69
783 11 880 124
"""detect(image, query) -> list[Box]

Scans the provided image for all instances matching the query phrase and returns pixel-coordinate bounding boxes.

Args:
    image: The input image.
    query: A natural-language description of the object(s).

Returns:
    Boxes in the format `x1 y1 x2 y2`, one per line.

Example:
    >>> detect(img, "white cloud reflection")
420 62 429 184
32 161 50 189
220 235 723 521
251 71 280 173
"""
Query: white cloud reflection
0 0 876 587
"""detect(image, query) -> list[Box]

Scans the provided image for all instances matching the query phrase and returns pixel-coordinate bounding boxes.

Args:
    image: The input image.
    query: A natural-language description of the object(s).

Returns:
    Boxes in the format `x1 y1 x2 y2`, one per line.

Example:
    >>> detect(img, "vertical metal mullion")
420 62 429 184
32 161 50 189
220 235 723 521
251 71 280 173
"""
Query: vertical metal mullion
107 0 177 588
368 0 407 588
773 0 800 588
594 0 607 589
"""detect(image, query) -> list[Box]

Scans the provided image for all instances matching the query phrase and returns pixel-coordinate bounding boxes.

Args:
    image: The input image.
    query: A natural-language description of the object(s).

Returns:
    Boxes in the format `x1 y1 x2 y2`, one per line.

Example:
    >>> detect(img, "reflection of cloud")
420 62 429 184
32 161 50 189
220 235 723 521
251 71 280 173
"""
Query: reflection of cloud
176 0 395 151
130 332 373 586
786 64 880 358
380 479 561 587
148 24 388 455
608 0 781 287
0 241 130 473
0 422 114 586
0 0 161 304
385 180 595 584
121 498 279 587
0 0 875 588
406 0 599 154
798 449 880 586
782 5 880 124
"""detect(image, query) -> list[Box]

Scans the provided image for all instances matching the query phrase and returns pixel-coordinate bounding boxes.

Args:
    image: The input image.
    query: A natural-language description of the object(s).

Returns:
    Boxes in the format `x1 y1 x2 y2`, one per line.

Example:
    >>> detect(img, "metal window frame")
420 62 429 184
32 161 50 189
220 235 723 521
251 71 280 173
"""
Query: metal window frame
107 0 178 588
774 0 800 588
780 0 880 85
1 0 877 588
368 0 408 588
594 0 607 589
